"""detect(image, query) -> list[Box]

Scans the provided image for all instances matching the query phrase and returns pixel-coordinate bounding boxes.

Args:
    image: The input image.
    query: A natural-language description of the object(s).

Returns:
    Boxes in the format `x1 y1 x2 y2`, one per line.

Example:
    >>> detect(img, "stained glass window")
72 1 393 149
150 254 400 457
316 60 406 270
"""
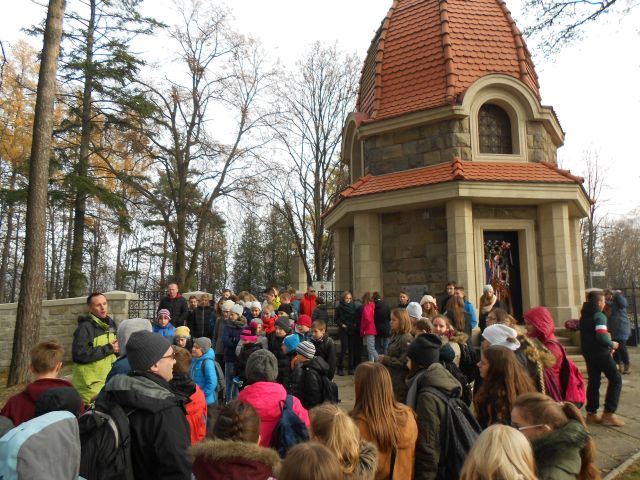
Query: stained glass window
479 104 513 154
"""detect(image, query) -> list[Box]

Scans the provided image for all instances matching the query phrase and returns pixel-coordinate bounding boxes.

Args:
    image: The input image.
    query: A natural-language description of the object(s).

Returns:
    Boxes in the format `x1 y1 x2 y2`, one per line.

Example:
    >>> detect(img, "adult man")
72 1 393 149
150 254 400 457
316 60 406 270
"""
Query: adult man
158 283 188 328
437 281 456 314
299 285 317 317
72 292 119 405
104 330 191 479
398 290 410 308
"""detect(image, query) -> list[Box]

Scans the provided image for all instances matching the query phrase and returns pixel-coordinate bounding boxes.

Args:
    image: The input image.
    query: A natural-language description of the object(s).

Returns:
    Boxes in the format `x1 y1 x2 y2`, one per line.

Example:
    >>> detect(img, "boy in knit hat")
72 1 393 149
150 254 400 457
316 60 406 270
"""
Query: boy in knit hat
235 326 263 387
269 315 294 389
310 319 337 380
291 341 331 410
294 314 312 342
153 308 176 339
191 337 218 419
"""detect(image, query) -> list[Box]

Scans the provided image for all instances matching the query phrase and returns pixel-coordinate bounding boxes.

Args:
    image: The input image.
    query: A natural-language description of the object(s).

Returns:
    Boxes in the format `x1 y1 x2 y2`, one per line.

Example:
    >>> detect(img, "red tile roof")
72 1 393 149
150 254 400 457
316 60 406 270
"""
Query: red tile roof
338 158 582 200
356 0 540 122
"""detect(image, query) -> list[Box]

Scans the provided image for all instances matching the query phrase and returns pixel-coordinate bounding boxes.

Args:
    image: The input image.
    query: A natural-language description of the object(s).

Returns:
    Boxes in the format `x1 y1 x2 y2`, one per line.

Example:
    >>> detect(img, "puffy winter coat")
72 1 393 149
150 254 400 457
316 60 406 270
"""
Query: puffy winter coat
153 322 176 339
532 420 588 480
360 302 377 337
609 292 631 341
191 439 281 480
170 374 207 445
382 332 414 402
374 299 392 338
71 314 117 405
223 317 247 362
268 333 293 389
312 304 330 323
104 372 191 479
237 381 310 448
311 334 337 380
299 293 317 317
190 348 218 405
295 356 331 410
158 294 189 327
188 306 214 339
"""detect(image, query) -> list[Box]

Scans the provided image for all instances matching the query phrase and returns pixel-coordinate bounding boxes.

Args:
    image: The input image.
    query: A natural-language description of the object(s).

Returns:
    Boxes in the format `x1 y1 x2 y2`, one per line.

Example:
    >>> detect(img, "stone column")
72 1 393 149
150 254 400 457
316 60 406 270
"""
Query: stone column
446 199 476 302
538 202 577 324
353 213 382 298
333 227 352 293
288 255 309 294
569 217 586 307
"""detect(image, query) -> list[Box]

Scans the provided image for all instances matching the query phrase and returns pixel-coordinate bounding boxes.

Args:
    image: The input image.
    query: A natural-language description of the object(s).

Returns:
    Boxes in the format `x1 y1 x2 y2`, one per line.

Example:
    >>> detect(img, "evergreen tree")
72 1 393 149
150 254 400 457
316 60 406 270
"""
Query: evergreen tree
232 216 264 294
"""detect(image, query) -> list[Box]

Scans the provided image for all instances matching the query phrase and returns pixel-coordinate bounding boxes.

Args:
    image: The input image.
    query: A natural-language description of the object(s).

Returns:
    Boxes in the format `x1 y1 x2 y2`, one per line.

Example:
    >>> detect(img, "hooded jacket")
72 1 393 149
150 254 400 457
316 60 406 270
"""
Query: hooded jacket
608 292 631 341
1 378 82 426
374 299 392 338
406 362 462 480
105 372 191 480
238 381 309 448
353 405 417 480
523 307 562 390
299 293 317 317
360 302 377 337
295 355 331 410
310 334 337 380
72 314 117 404
191 348 218 405
171 374 208 445
191 438 280 480
382 332 414 403
531 420 587 480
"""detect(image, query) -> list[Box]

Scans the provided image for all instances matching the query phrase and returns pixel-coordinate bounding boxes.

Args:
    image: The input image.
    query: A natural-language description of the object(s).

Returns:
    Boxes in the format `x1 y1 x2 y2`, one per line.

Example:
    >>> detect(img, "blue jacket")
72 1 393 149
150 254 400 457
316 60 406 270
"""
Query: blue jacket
463 298 477 329
153 322 176 339
223 318 246 362
190 348 218 405
608 293 631 341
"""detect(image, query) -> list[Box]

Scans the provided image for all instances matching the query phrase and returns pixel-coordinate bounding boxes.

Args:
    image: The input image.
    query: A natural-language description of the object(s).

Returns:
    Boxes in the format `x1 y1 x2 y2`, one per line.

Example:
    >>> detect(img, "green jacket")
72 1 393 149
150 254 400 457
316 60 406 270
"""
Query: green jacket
532 420 587 480
72 314 117 404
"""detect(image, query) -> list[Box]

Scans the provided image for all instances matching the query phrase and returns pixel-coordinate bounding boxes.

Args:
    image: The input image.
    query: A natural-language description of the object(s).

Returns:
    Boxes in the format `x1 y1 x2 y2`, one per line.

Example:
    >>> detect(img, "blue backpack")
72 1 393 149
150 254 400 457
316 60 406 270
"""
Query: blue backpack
0 410 81 480
269 395 309 458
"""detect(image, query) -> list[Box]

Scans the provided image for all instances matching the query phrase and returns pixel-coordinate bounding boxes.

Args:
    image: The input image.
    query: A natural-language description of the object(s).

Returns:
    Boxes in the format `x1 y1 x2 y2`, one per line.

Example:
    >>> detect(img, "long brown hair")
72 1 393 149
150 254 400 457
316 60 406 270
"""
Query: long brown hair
350 362 412 451
513 393 600 480
391 308 412 334
212 400 261 443
446 295 466 331
474 346 536 426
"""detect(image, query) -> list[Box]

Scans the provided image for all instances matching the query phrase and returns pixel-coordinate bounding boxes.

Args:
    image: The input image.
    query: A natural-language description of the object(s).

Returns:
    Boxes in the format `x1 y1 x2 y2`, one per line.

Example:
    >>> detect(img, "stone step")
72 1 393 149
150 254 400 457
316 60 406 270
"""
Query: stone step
556 335 571 344
564 345 582 355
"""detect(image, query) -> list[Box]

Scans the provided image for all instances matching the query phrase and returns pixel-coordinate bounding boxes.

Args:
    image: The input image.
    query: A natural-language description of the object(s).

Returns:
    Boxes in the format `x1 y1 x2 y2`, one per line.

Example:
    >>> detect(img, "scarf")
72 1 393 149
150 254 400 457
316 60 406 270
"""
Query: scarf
480 295 497 314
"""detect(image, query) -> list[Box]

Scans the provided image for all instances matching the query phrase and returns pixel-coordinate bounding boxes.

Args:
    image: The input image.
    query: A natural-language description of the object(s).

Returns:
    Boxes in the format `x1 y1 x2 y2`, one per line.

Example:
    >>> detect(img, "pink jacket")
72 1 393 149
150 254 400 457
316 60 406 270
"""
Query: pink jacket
360 302 377 337
523 306 562 387
237 380 310 448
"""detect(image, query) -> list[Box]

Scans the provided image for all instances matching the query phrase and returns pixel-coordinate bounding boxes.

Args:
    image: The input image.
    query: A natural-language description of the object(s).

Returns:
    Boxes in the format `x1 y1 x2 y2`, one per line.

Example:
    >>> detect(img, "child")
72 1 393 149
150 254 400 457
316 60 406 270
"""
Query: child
269 316 293 388
415 318 433 336
170 346 207 445
190 337 218 424
249 301 262 320
261 304 277 335
278 292 296 319
1 340 83 426
213 299 234 368
295 314 313 342
153 308 176 338
235 326 263 387
173 325 193 351
250 318 269 350
291 341 331 410
287 287 301 315
262 287 280 311
310 319 337 380
223 304 247 402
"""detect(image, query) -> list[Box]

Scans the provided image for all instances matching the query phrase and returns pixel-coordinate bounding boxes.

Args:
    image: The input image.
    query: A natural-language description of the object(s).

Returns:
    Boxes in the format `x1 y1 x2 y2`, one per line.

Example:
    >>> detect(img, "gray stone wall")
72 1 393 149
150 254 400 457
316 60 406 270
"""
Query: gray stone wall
527 121 558 163
0 291 138 375
364 119 472 175
381 206 448 298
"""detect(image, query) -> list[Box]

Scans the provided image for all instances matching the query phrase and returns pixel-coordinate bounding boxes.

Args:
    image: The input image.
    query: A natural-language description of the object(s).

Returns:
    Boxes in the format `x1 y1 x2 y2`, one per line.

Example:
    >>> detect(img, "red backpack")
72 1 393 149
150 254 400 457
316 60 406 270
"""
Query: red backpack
549 340 586 407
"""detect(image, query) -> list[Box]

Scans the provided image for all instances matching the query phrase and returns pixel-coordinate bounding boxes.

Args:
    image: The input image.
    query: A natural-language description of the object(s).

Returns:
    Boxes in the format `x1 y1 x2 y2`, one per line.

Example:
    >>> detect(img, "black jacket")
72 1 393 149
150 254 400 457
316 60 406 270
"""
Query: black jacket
105 371 191 480
374 299 391 338
71 314 117 364
187 306 213 338
158 295 189 328
335 301 358 335
312 304 330 323
311 334 337 380
268 334 292 389
296 356 331 410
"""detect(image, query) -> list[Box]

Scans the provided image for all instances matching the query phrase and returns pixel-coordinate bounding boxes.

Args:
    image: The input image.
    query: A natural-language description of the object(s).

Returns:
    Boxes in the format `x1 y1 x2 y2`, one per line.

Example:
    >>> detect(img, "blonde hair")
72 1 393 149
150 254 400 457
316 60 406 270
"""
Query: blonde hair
460 424 537 480
310 403 361 476
391 308 412 334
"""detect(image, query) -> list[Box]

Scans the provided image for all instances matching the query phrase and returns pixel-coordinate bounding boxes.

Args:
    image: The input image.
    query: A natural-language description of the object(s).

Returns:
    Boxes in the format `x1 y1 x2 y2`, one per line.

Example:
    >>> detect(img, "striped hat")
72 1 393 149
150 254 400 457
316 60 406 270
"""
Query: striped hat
157 308 171 319
296 340 316 360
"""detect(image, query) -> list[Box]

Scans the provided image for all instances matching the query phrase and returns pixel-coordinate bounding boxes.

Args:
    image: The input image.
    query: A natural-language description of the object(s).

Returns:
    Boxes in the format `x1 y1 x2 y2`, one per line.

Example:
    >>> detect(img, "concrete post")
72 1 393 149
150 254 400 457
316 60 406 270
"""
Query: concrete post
446 199 477 304
353 213 382 298
334 227 352 293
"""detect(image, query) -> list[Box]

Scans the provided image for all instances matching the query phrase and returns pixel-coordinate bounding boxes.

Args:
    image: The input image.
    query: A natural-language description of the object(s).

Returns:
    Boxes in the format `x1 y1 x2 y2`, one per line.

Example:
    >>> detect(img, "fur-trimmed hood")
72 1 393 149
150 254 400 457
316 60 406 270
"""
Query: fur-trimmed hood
346 441 378 480
191 439 280 480
520 336 557 368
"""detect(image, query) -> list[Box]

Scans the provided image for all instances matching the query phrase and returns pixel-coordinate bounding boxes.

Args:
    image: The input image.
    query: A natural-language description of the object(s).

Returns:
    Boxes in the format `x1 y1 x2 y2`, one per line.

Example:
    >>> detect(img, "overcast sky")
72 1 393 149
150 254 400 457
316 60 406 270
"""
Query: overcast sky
2 0 639 218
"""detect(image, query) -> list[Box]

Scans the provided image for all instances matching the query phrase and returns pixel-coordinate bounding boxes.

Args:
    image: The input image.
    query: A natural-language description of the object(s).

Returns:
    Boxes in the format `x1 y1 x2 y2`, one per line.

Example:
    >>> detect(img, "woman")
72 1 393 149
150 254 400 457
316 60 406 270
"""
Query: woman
335 290 358 376
579 290 624 426
419 295 438 320
459 424 537 480
606 289 631 374
523 306 564 394
474 345 536 428
191 400 280 479
378 308 414 402
373 292 391 356
310 403 377 480
512 392 601 480
360 292 378 362
484 307 511 328
445 295 472 339
478 284 509 331
350 362 418 480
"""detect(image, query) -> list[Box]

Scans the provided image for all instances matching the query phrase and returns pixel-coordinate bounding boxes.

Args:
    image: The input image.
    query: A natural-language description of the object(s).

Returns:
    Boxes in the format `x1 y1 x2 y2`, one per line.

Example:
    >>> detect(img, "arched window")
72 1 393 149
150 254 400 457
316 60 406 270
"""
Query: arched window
478 104 513 154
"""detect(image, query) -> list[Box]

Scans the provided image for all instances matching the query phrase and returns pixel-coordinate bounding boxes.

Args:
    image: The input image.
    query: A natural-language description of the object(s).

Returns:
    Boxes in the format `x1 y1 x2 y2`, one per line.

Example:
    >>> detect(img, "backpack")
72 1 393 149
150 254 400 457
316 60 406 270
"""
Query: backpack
269 394 309 458
550 340 586 407
441 361 473 406
0 411 81 480
321 376 339 404
422 386 481 480
78 400 135 480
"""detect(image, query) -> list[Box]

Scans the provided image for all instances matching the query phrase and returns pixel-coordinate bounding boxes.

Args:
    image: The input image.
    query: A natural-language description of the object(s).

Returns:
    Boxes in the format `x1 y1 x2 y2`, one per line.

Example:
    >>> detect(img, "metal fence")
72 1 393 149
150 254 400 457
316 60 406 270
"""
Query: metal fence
128 290 164 320
615 285 639 346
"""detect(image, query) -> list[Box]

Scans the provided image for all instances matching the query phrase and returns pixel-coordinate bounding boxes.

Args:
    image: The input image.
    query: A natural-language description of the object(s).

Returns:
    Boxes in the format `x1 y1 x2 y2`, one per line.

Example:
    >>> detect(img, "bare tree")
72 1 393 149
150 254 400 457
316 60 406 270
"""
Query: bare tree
599 213 640 287
269 42 359 283
9 0 65 386
580 150 607 287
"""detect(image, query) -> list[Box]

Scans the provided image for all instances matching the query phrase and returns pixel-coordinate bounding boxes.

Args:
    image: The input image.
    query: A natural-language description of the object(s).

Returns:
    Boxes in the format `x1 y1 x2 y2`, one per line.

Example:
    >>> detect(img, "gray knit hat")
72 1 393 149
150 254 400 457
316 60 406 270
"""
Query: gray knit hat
296 340 316 360
117 318 152 355
194 337 212 354
246 349 278 383
275 315 292 334
127 330 171 371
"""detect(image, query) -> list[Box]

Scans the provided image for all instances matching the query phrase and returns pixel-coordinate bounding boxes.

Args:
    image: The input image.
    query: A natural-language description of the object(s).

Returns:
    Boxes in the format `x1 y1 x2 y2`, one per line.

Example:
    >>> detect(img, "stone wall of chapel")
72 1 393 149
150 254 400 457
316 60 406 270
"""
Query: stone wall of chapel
381 207 448 298
363 119 472 175
527 121 558 163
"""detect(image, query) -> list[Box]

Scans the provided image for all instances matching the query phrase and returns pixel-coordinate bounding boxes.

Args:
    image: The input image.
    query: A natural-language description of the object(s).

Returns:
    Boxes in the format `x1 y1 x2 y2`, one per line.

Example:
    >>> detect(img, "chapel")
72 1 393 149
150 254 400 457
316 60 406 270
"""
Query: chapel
324 0 590 323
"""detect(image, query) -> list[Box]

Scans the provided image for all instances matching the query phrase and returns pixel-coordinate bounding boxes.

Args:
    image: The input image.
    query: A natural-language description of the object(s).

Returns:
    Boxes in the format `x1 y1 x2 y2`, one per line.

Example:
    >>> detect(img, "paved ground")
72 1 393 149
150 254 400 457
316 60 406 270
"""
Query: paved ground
334 346 640 477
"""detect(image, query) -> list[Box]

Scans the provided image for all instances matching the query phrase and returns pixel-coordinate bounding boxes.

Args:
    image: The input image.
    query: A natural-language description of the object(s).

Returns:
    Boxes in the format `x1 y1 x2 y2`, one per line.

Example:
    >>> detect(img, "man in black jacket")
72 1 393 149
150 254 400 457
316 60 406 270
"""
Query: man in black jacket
158 283 188 327
104 330 191 479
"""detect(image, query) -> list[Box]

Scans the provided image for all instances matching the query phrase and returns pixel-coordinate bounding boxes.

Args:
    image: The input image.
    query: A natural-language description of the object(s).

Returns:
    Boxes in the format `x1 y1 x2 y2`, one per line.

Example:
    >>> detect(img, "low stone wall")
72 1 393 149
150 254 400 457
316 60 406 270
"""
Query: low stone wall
0 291 138 375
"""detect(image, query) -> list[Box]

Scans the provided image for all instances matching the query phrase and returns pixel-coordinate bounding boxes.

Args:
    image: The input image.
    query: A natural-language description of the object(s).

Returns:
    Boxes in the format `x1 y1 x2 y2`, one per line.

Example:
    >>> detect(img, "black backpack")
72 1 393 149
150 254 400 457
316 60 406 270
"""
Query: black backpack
322 376 339 404
422 386 481 480
78 400 135 480
269 394 309 458
441 361 473 406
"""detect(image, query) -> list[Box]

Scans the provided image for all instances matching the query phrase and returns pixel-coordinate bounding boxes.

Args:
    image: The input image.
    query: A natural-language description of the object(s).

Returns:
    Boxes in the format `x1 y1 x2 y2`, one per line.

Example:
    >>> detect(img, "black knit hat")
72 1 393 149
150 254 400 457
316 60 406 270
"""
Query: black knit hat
275 315 292 334
246 349 278 383
407 333 442 368
127 330 171 371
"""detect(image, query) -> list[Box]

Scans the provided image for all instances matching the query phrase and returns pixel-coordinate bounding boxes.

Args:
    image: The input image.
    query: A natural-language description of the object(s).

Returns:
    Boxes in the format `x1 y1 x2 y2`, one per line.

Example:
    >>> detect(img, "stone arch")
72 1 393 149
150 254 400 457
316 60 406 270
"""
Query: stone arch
341 113 363 182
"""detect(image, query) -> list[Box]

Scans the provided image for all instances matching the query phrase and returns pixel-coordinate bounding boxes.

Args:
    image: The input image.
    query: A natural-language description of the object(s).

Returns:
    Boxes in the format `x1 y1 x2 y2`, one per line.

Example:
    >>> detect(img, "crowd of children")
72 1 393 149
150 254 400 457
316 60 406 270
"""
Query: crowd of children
0 283 624 480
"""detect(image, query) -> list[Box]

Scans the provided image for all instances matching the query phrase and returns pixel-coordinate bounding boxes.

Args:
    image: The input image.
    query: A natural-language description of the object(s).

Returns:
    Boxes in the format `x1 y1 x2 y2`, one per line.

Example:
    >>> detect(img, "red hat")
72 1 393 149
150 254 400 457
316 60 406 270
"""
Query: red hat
297 314 312 328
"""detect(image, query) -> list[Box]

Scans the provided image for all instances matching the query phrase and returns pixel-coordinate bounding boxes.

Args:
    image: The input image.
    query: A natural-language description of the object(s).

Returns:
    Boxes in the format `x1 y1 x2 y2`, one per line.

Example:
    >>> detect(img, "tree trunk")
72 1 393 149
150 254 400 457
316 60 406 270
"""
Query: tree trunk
62 202 73 295
68 0 96 297
9 0 65 386
0 169 18 302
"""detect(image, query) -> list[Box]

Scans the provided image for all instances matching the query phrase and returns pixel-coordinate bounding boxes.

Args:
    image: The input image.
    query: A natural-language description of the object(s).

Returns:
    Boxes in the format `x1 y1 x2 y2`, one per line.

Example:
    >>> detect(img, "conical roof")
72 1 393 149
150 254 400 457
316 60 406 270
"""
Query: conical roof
356 0 540 121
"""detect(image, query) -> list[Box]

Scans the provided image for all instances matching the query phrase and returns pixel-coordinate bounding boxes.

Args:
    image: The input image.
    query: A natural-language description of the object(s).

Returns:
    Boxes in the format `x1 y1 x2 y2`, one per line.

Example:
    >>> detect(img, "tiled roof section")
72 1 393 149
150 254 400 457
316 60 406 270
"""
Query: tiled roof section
356 0 540 121
338 158 582 199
